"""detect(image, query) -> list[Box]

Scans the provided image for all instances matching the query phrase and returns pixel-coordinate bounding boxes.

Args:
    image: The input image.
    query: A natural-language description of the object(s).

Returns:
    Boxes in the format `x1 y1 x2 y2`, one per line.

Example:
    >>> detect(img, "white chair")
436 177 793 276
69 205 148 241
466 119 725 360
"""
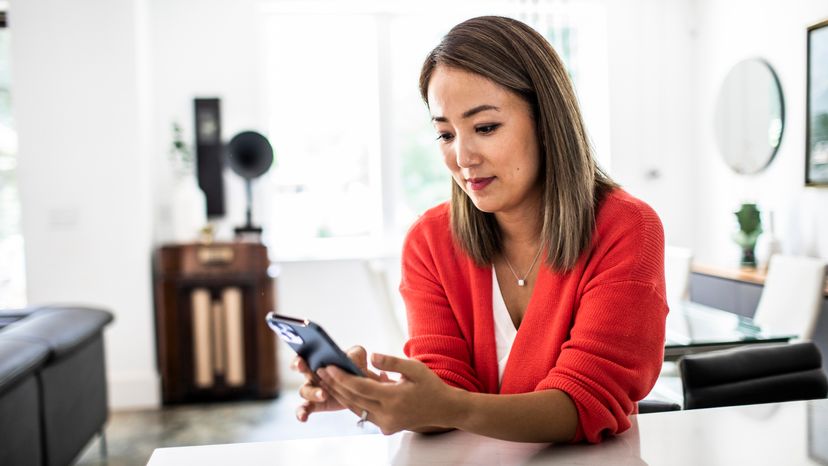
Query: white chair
664 246 693 302
654 245 694 401
753 255 827 341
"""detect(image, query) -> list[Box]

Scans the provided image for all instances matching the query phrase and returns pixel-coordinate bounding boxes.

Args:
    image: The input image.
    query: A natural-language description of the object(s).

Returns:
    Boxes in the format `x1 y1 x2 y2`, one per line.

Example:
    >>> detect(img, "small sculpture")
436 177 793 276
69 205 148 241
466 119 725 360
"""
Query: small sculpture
732 203 763 268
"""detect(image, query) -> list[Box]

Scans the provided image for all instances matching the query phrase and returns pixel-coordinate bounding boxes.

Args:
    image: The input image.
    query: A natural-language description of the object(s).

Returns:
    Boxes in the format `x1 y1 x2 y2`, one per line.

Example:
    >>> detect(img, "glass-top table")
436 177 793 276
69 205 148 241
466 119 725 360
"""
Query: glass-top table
663 300 795 361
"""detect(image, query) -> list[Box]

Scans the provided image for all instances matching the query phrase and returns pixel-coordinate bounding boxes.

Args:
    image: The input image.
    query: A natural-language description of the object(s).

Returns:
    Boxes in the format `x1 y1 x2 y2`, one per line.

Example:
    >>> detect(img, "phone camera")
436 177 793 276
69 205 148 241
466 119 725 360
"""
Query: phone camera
275 323 304 345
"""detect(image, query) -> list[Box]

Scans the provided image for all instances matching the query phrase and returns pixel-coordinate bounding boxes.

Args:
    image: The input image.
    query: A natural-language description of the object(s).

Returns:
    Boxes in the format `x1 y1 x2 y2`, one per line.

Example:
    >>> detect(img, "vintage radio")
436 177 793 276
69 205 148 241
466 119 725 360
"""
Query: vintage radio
153 242 278 403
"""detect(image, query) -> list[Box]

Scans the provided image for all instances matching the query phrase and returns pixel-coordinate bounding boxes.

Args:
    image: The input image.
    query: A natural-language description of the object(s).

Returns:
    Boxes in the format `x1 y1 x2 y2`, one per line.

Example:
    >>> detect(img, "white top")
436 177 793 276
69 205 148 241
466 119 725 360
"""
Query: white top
492 267 518 386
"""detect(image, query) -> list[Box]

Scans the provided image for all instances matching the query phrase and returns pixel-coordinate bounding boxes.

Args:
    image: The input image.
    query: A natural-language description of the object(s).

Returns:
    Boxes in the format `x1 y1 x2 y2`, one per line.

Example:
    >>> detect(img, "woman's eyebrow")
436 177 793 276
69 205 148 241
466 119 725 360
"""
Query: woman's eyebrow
432 104 501 122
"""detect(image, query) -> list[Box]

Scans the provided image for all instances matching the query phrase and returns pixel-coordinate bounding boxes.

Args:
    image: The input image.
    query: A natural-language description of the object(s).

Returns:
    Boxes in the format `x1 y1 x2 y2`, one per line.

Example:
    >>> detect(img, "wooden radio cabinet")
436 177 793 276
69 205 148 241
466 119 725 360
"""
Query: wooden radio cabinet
153 242 279 404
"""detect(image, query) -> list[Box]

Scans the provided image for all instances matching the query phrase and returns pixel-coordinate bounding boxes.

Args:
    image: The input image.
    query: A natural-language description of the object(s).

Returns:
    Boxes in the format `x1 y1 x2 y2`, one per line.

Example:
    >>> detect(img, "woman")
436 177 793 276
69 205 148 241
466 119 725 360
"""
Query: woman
292 15 667 444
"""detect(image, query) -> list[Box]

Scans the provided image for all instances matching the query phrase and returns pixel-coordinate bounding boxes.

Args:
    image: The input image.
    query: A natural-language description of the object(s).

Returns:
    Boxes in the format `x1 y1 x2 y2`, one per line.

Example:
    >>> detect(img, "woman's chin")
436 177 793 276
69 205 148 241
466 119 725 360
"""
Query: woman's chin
469 197 499 213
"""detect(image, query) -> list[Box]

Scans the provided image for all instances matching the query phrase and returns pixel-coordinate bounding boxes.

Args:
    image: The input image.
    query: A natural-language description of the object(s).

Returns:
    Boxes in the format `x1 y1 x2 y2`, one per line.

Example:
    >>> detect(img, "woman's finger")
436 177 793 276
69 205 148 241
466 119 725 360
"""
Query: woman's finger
298 382 327 402
296 399 333 422
371 353 424 380
296 359 321 385
339 347 398 384
346 346 368 369
296 357 326 386
318 376 374 417
296 401 311 422
318 379 361 416
324 365 394 400
344 346 386 382
318 368 383 412
294 356 320 384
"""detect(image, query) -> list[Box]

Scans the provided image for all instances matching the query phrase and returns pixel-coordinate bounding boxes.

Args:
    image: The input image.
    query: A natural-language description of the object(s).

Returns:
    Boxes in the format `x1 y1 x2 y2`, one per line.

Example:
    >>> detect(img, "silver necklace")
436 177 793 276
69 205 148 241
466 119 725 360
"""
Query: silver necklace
503 244 544 287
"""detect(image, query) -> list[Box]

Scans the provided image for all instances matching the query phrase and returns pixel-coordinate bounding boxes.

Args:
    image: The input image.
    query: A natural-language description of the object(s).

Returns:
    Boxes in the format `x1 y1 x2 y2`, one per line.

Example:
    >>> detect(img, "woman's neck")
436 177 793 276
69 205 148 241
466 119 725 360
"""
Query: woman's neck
494 197 543 250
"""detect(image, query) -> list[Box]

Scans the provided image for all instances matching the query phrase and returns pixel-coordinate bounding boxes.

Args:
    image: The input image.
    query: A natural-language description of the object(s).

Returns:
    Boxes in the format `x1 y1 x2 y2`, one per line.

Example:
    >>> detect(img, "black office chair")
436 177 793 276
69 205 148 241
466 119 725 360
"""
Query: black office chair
678 342 828 410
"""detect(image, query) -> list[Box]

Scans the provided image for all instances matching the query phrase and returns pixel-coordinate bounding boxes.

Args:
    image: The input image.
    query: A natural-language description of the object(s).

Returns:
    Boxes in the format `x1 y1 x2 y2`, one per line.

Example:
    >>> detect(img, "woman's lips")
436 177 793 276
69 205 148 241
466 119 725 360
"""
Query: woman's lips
468 177 495 191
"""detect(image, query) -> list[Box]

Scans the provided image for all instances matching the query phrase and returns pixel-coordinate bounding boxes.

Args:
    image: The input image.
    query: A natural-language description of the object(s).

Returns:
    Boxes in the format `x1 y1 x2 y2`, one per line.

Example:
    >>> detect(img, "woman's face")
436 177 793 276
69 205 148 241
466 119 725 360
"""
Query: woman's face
427 66 542 216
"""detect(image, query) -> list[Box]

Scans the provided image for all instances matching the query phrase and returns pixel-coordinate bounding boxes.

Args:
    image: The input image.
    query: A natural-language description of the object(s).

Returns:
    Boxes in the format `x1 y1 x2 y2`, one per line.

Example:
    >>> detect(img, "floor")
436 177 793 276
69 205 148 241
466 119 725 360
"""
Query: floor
74 392 379 466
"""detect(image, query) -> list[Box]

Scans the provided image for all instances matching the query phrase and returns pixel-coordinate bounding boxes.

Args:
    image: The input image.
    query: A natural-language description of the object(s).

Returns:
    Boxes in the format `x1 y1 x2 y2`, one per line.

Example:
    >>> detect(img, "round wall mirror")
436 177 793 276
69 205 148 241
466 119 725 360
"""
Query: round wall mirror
713 58 784 174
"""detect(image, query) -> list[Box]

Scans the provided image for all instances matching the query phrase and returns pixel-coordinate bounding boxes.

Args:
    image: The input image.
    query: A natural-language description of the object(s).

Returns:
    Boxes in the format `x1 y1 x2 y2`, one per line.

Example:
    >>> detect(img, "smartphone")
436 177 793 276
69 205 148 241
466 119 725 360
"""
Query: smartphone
266 312 364 377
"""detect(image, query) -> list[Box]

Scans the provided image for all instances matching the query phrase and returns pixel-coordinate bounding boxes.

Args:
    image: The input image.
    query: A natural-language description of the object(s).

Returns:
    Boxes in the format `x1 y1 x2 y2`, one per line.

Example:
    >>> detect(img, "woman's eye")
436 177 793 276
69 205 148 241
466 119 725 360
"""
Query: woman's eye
436 132 454 142
476 124 500 134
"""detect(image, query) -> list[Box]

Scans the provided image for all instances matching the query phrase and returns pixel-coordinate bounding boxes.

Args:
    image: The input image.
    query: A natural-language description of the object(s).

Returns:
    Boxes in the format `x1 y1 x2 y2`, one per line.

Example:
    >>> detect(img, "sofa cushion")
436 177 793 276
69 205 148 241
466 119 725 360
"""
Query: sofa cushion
0 308 36 330
0 339 49 395
1 307 114 358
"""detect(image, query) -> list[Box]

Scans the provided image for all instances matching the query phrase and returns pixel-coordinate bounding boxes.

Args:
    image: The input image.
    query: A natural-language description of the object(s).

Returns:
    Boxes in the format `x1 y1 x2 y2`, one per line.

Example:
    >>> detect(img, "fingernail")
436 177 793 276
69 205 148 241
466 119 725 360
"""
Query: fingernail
316 368 326 379
315 389 325 400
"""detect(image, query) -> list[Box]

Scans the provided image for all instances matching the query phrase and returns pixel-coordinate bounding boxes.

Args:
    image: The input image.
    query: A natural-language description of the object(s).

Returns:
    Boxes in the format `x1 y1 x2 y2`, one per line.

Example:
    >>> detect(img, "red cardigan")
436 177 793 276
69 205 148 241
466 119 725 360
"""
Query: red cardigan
400 189 667 443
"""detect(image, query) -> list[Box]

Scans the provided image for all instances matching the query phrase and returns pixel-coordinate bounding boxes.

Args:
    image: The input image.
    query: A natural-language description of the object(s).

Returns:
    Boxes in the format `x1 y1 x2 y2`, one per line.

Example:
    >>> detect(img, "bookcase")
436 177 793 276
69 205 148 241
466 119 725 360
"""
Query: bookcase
153 242 279 404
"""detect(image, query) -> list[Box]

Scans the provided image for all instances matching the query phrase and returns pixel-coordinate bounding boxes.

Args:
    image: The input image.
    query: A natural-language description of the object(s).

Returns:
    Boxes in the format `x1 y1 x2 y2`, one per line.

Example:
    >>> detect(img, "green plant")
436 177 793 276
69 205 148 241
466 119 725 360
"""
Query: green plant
732 203 763 266
169 122 194 178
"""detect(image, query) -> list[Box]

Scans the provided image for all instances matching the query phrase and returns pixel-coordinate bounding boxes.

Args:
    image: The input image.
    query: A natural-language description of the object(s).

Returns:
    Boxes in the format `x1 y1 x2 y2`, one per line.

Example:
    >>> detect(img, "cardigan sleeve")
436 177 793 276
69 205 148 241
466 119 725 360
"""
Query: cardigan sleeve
399 220 484 393
535 281 667 443
535 200 668 443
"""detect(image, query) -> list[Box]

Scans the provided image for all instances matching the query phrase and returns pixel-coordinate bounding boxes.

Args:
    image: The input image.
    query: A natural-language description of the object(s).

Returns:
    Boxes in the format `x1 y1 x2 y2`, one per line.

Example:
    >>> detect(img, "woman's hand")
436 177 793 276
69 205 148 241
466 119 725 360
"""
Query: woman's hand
292 346 390 422
316 353 461 435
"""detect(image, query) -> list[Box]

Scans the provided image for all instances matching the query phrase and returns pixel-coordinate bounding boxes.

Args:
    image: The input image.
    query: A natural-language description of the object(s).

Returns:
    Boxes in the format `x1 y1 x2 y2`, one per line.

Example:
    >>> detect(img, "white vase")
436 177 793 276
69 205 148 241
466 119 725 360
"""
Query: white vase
170 174 207 243
763 210 782 271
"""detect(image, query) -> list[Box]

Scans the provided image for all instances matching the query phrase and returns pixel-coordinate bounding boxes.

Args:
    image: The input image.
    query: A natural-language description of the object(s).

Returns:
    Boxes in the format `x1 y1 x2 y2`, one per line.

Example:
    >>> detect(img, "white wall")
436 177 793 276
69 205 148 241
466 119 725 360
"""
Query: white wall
693 0 828 266
150 0 264 242
605 0 698 249
10 0 158 407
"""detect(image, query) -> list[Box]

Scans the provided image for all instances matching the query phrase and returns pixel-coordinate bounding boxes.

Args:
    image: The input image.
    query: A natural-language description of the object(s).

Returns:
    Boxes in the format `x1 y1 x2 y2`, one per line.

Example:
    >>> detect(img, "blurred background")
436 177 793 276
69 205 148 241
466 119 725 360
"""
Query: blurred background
0 0 827 412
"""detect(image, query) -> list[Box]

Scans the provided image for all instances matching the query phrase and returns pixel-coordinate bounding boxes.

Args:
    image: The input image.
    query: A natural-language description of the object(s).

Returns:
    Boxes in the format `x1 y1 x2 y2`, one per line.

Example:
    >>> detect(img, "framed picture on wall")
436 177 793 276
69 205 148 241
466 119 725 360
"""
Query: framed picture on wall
806 18 828 186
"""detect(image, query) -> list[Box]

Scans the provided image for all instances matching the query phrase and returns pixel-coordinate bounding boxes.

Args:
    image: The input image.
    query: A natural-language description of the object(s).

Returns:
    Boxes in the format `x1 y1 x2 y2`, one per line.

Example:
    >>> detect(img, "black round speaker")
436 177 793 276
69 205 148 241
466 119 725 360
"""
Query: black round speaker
226 131 274 236
226 131 274 179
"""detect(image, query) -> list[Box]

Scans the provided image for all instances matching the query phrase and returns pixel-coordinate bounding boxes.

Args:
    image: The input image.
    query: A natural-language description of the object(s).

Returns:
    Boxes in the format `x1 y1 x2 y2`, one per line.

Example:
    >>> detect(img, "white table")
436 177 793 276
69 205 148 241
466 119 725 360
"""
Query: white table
148 399 828 465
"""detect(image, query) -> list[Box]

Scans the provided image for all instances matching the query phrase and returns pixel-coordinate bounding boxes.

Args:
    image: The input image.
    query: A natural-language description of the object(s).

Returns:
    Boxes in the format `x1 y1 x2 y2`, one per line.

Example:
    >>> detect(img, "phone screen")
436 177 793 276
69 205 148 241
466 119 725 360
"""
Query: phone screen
266 312 364 376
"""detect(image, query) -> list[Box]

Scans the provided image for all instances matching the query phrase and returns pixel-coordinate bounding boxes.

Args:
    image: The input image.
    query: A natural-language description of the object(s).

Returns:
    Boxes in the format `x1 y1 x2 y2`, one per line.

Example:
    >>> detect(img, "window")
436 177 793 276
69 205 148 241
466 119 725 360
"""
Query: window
261 14 383 256
0 12 25 307
260 1 609 259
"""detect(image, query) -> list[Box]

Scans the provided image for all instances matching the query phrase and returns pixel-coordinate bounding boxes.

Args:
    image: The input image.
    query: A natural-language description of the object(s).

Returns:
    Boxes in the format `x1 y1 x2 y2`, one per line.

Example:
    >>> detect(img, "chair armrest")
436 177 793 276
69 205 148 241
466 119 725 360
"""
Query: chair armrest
638 400 681 414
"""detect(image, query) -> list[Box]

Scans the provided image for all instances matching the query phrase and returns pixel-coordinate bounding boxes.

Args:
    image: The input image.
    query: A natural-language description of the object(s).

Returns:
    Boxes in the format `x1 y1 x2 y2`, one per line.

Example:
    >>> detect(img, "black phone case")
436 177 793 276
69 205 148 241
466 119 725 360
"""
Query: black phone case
266 313 364 376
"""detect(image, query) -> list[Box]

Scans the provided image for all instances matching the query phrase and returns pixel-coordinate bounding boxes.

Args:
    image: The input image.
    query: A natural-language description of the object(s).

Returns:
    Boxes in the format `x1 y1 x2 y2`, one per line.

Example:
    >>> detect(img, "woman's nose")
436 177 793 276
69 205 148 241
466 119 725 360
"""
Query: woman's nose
455 138 481 168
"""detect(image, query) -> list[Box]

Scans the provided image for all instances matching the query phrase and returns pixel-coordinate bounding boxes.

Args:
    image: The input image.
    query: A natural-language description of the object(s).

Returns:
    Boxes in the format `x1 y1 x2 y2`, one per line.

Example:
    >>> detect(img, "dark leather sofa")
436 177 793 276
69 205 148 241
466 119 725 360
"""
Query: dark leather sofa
0 306 113 466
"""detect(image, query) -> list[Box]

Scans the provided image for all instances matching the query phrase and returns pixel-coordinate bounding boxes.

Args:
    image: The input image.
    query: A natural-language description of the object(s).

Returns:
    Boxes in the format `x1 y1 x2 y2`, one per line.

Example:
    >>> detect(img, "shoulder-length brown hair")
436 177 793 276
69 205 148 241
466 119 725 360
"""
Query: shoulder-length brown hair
419 15 617 271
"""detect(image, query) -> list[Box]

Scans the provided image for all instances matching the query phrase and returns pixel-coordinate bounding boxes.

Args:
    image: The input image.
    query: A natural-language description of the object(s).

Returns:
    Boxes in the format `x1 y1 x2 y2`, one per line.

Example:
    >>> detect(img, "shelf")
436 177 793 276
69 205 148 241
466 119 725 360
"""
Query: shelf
692 262 828 296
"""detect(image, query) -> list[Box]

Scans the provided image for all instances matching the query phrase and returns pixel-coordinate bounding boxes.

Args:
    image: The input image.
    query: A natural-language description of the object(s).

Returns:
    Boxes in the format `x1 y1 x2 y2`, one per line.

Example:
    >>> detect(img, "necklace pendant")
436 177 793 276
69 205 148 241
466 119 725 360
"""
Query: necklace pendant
517 279 525 287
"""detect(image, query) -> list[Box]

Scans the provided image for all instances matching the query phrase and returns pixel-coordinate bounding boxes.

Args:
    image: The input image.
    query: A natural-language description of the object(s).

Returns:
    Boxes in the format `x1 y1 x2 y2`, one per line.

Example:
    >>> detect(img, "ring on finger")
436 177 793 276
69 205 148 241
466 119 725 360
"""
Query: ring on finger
357 409 369 428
